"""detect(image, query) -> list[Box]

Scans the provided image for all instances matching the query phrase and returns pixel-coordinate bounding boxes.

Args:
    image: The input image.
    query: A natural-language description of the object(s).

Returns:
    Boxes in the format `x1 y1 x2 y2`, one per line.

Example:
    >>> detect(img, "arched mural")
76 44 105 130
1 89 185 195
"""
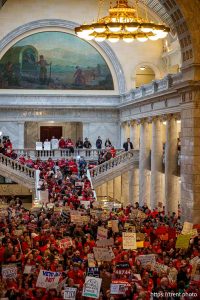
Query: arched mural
0 31 114 90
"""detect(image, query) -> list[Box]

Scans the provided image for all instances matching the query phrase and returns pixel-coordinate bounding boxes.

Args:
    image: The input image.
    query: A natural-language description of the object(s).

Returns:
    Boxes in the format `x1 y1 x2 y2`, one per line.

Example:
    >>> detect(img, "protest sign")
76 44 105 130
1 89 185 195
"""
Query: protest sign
36 270 61 289
82 276 102 299
93 247 113 262
23 265 34 274
107 220 112 227
82 215 90 224
136 233 145 241
96 238 114 248
175 234 191 249
136 254 156 267
97 227 107 239
153 262 168 274
14 230 23 236
36 142 43 150
115 262 131 276
2 265 17 279
136 241 144 248
110 283 126 295
71 214 83 225
59 238 73 249
122 232 136 250
111 220 119 233
182 222 193 234
87 267 100 278
80 201 90 209
64 287 77 300
87 253 96 267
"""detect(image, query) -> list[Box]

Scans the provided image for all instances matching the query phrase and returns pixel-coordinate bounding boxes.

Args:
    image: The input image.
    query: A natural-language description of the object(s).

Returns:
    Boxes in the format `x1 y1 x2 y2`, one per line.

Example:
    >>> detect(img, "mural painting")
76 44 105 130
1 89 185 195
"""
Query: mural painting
0 31 114 90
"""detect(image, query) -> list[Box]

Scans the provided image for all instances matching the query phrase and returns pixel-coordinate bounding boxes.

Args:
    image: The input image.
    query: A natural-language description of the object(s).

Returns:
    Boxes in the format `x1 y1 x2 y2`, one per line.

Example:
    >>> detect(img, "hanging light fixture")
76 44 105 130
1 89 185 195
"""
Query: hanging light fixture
75 0 170 43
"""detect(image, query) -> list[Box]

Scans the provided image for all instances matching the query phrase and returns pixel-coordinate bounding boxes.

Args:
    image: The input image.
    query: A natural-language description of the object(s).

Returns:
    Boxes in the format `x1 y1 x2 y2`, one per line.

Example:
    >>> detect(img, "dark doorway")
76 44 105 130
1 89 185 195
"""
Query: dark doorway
40 126 62 142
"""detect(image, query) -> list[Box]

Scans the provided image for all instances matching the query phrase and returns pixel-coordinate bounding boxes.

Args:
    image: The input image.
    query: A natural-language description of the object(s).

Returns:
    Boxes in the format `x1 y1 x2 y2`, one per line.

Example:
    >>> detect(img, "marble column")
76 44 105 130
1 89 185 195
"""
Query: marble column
128 168 139 205
113 175 122 202
150 117 164 209
125 122 131 140
107 180 114 199
121 171 129 206
165 115 179 214
120 123 126 148
130 121 140 149
17 121 25 149
139 119 151 207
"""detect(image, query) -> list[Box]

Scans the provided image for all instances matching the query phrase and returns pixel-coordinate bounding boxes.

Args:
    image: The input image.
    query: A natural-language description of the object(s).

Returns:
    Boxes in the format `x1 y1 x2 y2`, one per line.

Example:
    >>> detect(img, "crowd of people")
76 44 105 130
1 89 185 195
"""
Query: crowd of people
0 197 199 300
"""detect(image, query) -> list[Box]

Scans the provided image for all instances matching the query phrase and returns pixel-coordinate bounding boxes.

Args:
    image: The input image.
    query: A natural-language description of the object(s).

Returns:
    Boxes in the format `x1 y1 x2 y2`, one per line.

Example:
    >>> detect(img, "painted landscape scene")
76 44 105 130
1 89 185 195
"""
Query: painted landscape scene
0 31 114 90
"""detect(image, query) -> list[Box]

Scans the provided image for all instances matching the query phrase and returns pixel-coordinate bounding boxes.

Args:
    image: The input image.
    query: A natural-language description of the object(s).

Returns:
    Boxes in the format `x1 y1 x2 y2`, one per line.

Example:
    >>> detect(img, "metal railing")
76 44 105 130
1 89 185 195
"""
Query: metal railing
90 149 139 178
14 148 124 161
0 153 35 179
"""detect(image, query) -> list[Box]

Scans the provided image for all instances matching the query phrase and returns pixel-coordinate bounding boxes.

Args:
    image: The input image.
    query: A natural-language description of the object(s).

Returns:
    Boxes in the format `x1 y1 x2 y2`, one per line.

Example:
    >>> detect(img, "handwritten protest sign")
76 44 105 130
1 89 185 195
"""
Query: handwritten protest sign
110 283 126 295
59 238 73 249
93 247 113 262
82 276 102 299
36 270 61 289
136 254 156 267
96 238 114 248
14 230 23 236
175 234 191 249
71 214 83 225
111 220 119 233
87 253 96 267
2 265 17 279
122 232 136 250
153 262 168 274
97 227 107 239
182 222 193 234
64 287 77 300
87 267 100 278
24 265 35 274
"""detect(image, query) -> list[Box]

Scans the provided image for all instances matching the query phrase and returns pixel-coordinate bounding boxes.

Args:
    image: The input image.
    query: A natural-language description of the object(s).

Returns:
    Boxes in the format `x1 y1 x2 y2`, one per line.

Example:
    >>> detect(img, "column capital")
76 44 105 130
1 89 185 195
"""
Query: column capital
160 113 175 122
174 113 181 120
136 118 147 125
147 116 161 123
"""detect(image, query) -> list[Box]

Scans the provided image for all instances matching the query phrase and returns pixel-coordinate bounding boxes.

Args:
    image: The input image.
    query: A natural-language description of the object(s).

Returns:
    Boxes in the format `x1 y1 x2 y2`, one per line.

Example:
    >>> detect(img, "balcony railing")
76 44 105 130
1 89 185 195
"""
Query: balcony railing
90 149 139 178
0 153 35 179
14 148 124 161
121 73 183 103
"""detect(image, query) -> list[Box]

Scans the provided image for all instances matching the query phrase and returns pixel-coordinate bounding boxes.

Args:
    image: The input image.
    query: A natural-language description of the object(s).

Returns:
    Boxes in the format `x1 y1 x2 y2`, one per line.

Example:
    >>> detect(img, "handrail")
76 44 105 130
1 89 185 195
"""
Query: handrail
13 148 124 160
90 149 139 178
0 153 35 179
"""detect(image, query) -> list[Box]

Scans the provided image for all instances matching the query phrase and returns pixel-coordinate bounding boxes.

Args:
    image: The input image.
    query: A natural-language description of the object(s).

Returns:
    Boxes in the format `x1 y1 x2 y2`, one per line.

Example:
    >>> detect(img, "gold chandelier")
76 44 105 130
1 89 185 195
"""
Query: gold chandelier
75 0 170 43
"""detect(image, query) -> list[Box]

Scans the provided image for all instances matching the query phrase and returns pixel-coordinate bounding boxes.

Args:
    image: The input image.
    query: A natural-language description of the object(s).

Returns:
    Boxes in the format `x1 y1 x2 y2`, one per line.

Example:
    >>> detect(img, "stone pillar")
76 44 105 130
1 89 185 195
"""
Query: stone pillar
181 87 200 223
139 119 151 207
121 171 129 206
165 115 179 214
82 122 90 140
101 183 108 198
113 175 122 202
128 168 139 205
150 117 164 209
120 123 126 147
125 122 131 140
130 121 140 149
107 180 114 199
18 121 25 149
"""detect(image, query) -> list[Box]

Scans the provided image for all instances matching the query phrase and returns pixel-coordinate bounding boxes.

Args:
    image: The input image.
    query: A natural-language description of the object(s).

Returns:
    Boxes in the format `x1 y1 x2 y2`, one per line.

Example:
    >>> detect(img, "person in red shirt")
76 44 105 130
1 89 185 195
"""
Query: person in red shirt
59 137 66 148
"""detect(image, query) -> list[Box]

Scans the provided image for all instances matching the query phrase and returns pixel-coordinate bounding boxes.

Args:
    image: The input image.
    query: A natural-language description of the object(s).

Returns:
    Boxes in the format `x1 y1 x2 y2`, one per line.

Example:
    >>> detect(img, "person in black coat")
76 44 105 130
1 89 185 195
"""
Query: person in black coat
123 138 133 151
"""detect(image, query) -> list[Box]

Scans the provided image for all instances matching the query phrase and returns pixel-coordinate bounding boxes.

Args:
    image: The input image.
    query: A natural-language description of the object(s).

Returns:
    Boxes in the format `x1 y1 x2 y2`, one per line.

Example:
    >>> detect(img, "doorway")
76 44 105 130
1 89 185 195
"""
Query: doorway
40 126 62 142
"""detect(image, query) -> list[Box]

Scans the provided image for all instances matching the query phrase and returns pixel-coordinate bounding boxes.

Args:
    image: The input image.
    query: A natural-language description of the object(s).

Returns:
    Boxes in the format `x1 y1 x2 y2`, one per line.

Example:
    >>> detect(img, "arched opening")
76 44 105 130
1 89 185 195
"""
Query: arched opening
135 65 155 88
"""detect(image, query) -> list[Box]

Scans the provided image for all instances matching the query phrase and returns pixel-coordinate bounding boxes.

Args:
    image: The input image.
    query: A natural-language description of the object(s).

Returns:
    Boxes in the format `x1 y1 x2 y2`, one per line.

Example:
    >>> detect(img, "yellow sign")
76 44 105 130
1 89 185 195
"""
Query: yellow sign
175 234 191 249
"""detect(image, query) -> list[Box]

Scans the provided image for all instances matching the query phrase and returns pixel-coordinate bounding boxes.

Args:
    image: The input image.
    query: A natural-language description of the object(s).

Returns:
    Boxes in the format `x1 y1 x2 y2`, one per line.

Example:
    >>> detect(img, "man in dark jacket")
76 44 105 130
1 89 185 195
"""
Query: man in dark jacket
123 138 133 151
96 136 102 149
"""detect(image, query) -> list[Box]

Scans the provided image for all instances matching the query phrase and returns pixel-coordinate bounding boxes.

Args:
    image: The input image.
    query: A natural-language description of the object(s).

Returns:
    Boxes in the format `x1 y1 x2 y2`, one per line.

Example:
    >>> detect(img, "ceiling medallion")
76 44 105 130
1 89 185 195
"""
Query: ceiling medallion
75 0 170 43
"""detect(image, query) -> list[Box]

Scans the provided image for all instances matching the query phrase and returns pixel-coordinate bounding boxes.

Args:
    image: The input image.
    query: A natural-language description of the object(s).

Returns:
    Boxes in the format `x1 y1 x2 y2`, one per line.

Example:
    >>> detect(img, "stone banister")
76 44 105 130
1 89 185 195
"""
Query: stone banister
90 149 139 187
14 148 124 161
120 73 183 103
0 153 35 189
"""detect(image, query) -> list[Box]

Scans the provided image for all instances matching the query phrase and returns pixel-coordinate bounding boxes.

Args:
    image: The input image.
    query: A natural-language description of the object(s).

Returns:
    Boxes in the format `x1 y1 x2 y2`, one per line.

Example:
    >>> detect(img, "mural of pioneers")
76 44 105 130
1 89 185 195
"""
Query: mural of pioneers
0 31 114 90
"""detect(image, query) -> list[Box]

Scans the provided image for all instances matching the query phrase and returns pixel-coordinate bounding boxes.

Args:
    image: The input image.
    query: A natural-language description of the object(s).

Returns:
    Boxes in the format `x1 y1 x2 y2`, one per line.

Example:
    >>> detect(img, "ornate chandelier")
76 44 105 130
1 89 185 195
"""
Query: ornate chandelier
75 0 170 43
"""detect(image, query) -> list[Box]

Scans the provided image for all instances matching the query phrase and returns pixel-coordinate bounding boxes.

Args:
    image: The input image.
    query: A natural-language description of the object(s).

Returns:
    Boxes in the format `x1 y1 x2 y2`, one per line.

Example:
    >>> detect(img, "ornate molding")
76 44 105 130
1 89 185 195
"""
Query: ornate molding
0 19 126 94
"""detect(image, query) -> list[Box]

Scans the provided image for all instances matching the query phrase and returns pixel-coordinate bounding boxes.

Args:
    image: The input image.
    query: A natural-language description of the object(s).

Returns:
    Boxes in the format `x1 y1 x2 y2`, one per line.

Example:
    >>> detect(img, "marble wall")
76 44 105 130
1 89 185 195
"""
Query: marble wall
0 121 24 148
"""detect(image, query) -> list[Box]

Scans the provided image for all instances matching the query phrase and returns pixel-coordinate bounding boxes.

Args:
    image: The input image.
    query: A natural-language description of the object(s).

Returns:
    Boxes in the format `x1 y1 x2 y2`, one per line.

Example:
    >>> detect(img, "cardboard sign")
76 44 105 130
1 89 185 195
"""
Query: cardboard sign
136 254 156 267
59 238 73 249
122 232 136 250
97 227 107 240
87 253 96 267
93 247 113 262
87 267 100 278
43 141 51 151
36 270 61 289
111 220 119 233
2 265 17 279
36 142 43 150
96 238 114 248
82 276 102 299
64 287 77 300
175 234 191 249
182 222 193 234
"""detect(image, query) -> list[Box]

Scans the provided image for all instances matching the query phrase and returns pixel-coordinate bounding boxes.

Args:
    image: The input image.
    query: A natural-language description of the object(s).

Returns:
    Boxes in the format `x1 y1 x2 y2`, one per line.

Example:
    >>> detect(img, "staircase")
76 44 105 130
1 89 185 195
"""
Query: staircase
0 154 35 189
90 149 139 188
